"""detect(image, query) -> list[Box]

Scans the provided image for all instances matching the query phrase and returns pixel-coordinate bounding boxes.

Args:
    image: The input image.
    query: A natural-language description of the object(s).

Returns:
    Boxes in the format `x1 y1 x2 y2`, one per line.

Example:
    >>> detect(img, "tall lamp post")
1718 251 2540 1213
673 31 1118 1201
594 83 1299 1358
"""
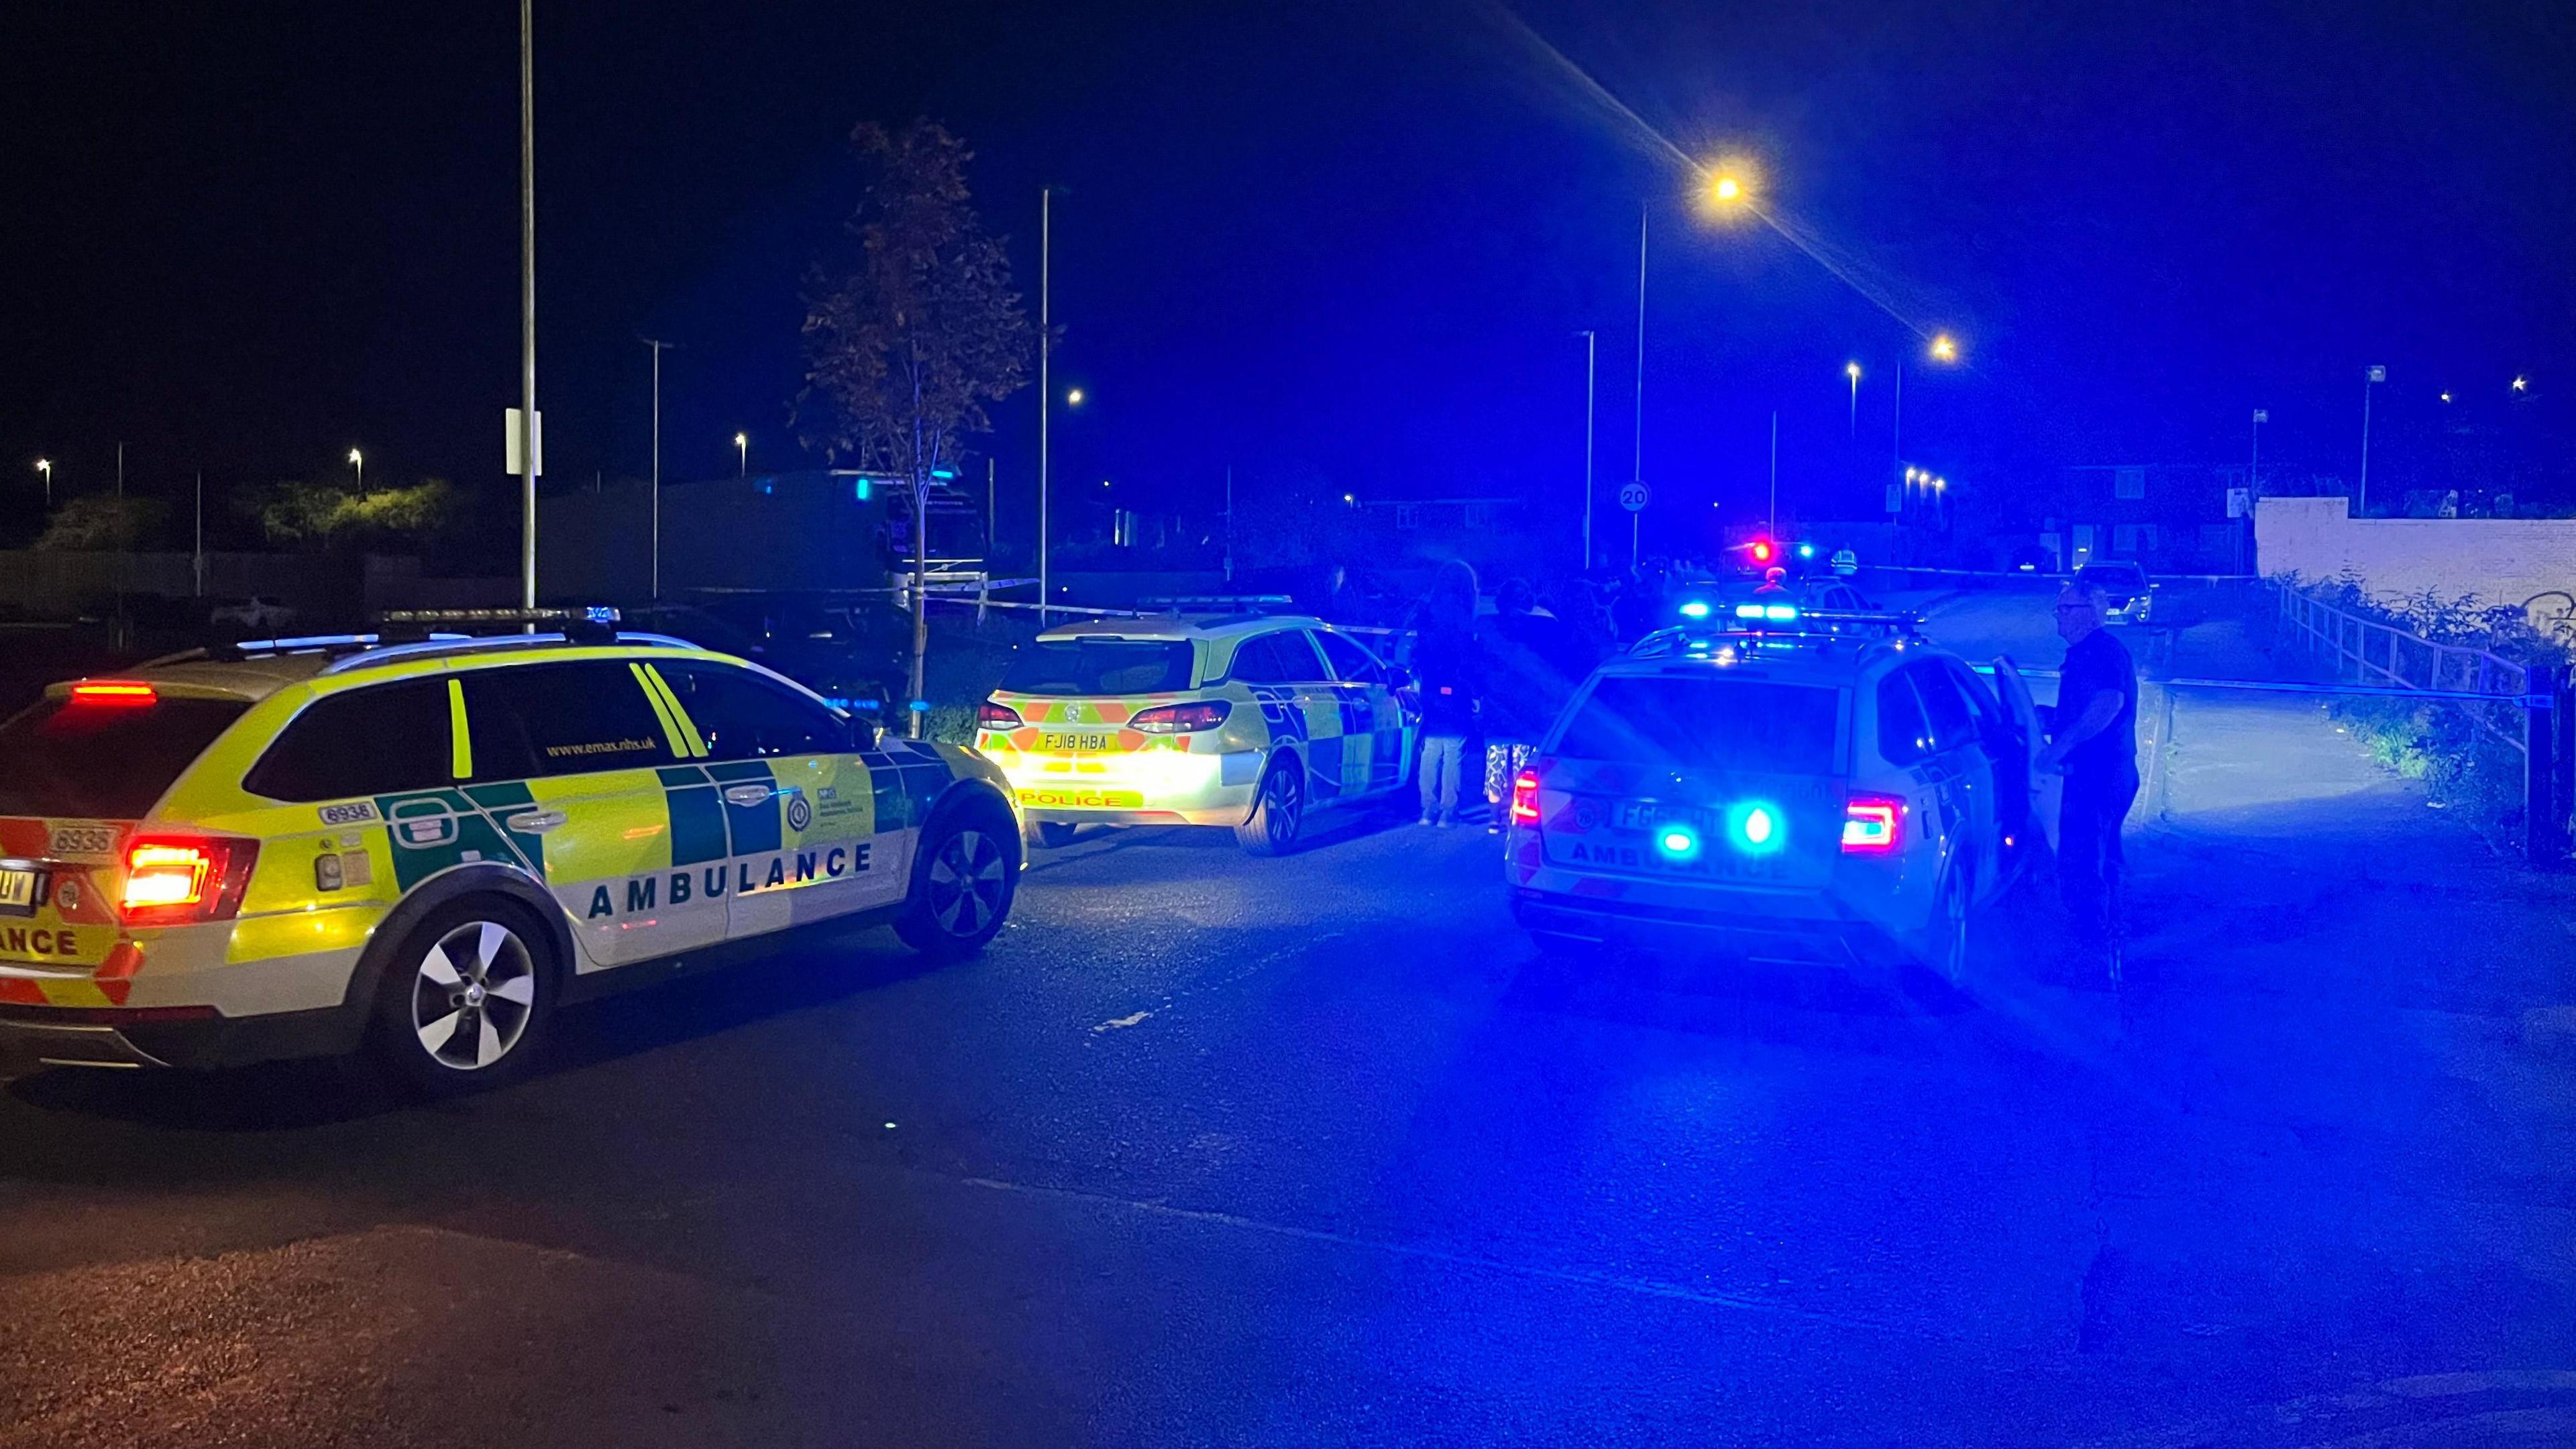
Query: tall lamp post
1038 185 1058 623
734 431 747 478
1578 329 1597 570
643 337 676 598
348 447 364 491
1845 362 1861 437
517 0 539 611
34 458 50 506
2359 364 2385 515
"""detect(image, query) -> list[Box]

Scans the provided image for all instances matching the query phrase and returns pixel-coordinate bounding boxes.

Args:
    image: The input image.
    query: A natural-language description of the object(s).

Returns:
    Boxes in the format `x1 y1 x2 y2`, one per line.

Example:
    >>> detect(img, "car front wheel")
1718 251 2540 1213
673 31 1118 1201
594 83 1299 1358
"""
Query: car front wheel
897 802 1020 960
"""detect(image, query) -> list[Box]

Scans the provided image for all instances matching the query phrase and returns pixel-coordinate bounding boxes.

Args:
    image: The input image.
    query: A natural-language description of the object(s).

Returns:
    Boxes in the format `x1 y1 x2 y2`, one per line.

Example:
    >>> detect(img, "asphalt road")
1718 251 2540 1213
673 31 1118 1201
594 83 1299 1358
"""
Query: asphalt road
6 591 2576 1447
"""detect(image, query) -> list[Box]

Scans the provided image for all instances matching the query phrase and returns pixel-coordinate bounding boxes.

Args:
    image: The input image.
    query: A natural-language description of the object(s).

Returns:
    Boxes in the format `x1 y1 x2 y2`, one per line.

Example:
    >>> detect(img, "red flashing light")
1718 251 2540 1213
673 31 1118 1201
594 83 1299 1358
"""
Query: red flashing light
1132 700 1232 733
117 836 260 926
1509 770 1542 824
976 700 1024 731
70 681 157 705
1841 794 1905 854
1749 539 1774 564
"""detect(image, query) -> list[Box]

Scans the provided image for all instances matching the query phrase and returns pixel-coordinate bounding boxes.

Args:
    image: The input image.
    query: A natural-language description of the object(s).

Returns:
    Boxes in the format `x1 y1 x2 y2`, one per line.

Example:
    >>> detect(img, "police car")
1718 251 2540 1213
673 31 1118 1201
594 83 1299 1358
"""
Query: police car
0 610 1020 1087
977 614 1417 854
1504 604 2044 985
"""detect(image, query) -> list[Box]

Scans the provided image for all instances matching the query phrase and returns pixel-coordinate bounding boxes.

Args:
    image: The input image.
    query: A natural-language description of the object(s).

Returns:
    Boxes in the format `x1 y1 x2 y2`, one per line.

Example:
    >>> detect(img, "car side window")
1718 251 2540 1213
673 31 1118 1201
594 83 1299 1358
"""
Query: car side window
1907 663 1979 754
1313 630 1386 686
244 678 452 801
657 662 848 761
1875 671 1934 766
1945 661 2010 747
1229 633 1318 685
458 661 680 782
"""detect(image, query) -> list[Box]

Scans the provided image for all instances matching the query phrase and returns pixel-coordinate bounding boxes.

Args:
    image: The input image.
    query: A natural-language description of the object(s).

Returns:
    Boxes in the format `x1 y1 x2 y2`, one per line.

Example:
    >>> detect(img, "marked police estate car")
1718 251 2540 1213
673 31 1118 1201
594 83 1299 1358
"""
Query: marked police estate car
0 612 1019 1087
1504 604 2045 986
977 614 1417 854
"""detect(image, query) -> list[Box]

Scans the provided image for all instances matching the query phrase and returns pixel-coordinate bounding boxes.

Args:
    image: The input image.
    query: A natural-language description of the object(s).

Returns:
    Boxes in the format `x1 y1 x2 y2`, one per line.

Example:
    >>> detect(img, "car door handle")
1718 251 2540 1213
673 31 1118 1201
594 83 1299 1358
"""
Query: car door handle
506 809 568 835
723 784 776 807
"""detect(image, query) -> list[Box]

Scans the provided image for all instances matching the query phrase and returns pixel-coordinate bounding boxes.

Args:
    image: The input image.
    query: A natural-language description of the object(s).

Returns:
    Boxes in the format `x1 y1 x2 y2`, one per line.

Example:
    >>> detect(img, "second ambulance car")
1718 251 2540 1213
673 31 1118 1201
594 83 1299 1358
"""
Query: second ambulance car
0 616 1019 1087
977 615 1417 854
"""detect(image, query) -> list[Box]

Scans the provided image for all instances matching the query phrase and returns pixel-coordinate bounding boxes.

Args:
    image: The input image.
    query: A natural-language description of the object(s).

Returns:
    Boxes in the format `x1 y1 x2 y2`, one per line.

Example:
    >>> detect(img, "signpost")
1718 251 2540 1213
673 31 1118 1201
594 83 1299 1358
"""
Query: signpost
1619 480 1648 568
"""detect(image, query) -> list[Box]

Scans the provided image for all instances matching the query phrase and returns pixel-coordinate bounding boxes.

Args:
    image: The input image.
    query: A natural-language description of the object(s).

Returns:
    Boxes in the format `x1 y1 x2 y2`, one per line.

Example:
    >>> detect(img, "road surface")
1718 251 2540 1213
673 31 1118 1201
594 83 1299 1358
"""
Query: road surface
5 590 2574 1447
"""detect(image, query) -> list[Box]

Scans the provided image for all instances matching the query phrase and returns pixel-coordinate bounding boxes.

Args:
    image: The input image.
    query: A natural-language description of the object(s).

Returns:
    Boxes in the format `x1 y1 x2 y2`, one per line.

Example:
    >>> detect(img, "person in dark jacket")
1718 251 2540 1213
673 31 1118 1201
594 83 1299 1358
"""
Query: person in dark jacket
1481 578 1587 833
2039 582 2140 947
1407 560 1482 825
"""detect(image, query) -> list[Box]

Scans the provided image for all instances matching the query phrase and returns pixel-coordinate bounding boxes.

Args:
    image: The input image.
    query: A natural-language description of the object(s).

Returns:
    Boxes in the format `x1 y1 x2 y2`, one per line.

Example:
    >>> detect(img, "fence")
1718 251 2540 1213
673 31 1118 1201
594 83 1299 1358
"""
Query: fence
2274 582 2572 863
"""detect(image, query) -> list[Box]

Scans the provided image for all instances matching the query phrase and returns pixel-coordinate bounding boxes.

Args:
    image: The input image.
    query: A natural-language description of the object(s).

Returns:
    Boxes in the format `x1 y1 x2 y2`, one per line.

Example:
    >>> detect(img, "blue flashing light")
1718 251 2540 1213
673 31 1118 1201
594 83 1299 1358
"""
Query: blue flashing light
1725 800 1787 856
1657 825 1701 859
1763 603 1800 621
1733 602 1766 620
930 468 957 480
1797 542 1816 559
853 478 873 502
1679 599 1712 619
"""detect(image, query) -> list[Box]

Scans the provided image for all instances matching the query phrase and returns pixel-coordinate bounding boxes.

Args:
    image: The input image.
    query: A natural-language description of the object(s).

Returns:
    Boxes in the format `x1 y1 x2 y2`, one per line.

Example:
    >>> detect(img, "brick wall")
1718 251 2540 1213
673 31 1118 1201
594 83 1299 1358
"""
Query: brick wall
2255 496 2576 619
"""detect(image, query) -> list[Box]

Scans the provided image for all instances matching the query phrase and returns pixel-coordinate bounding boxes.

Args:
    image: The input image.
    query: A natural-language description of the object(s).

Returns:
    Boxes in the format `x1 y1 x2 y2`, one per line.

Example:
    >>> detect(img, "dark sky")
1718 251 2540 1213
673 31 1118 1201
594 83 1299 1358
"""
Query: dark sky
5 0 2570 553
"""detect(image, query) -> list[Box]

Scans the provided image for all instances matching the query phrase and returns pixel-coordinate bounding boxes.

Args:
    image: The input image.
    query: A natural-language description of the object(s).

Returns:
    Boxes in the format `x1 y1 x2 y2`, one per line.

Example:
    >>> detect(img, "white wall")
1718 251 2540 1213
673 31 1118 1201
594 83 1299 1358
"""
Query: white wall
2255 496 2576 619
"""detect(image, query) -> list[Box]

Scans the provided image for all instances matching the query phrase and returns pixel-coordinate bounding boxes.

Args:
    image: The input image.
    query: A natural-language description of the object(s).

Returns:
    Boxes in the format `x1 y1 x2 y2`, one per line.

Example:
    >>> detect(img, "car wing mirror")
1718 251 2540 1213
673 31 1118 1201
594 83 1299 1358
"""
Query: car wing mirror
1384 665 1413 690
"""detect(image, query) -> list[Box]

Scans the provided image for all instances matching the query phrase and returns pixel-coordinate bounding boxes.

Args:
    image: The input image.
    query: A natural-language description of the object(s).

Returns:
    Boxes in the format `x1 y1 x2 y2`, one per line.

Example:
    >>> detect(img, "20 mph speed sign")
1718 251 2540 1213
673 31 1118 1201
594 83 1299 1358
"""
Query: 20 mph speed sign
1619 481 1650 512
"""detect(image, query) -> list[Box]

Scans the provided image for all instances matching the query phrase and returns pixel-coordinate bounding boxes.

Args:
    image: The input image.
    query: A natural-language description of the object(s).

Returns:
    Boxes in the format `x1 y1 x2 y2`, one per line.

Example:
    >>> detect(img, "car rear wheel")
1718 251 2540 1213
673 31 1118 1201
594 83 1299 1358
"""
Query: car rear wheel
366 898 555 1094
1234 756 1305 855
897 802 1019 960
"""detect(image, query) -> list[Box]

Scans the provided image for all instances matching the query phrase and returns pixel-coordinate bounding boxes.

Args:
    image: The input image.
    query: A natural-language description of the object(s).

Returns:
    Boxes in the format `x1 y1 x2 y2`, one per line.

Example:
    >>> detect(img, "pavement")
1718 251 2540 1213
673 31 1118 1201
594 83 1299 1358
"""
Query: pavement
5 590 2576 1446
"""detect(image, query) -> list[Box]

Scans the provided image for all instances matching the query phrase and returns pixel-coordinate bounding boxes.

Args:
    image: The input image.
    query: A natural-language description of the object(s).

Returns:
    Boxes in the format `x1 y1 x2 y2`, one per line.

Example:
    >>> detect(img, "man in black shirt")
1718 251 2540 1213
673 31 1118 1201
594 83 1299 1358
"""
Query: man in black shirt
2037 582 2139 943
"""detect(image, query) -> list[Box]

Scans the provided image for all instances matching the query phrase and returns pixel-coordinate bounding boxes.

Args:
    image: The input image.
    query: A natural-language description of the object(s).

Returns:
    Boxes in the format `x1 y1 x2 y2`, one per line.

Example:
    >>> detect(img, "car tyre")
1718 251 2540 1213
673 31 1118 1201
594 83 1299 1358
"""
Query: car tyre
1234 755 1305 855
365 896 557 1095
897 799 1020 961
1031 821 1080 849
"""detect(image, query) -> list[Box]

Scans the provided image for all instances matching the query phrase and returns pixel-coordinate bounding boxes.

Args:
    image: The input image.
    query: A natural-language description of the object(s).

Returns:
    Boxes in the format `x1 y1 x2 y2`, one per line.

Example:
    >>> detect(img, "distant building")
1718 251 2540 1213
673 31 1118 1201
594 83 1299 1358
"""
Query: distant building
2043 464 2244 572
539 469 985 604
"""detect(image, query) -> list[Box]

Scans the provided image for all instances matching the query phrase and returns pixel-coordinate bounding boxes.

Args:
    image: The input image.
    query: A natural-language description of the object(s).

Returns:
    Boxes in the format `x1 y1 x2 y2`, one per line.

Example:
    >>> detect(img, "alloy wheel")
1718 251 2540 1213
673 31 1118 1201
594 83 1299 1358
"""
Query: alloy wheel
928 828 1008 937
411 920 538 1072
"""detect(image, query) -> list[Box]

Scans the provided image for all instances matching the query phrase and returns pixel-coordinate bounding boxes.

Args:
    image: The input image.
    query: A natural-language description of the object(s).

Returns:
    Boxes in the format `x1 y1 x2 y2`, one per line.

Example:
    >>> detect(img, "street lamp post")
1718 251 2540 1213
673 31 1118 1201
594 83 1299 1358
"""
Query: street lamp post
734 431 747 478
1578 329 1597 570
517 0 539 612
643 337 675 599
1039 185 1054 623
34 458 50 506
349 447 364 491
1846 362 1860 437
2359 364 2385 516
1631 204 1646 569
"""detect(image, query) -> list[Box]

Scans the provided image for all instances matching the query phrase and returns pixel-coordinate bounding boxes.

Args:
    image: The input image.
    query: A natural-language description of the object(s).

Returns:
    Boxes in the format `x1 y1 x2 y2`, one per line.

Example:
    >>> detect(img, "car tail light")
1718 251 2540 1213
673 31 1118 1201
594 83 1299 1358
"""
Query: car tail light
1510 770 1542 824
117 837 259 926
1841 794 1905 855
70 681 157 705
1132 700 1231 733
977 700 1024 730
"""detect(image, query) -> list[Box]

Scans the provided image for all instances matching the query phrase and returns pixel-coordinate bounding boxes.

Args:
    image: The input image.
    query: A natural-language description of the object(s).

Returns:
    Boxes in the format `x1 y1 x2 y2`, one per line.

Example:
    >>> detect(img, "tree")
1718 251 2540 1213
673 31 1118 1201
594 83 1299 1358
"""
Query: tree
239 478 459 551
33 495 166 551
800 119 1034 735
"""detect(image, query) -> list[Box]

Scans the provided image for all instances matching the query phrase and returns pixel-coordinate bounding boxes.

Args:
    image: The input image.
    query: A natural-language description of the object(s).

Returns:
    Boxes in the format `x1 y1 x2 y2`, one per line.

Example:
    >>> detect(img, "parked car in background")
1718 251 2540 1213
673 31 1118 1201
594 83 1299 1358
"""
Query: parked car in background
207 596 296 637
2074 561 2155 624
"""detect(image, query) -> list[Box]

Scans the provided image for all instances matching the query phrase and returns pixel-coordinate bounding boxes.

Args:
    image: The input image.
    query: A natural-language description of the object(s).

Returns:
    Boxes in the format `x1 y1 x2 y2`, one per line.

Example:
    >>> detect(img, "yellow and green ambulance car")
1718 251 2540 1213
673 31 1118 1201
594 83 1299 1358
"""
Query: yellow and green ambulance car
0 616 1019 1088
977 614 1418 854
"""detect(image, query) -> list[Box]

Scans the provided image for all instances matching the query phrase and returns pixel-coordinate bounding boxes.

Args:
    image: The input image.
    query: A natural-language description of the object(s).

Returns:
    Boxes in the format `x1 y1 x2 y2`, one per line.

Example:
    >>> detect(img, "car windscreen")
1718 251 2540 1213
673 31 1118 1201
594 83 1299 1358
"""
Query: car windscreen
0 696 251 819
1000 639 1197 696
1551 676 1841 775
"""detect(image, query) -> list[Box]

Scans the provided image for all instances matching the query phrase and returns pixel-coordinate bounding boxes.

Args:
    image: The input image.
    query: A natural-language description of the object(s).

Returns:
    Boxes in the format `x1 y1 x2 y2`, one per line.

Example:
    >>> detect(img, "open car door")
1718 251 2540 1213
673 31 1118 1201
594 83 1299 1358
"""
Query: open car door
1992 654 2061 853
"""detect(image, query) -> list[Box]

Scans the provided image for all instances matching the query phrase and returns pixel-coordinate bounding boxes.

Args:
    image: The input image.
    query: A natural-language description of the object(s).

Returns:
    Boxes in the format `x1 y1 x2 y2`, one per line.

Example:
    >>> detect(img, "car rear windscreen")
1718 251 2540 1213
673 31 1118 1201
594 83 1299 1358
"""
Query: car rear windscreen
1000 640 1196 696
1552 676 1841 775
0 696 250 819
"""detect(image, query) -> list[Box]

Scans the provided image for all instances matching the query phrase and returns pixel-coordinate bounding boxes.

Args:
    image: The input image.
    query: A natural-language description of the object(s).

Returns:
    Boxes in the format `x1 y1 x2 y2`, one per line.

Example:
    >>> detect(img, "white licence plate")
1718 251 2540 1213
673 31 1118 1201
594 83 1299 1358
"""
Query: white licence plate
0 869 36 912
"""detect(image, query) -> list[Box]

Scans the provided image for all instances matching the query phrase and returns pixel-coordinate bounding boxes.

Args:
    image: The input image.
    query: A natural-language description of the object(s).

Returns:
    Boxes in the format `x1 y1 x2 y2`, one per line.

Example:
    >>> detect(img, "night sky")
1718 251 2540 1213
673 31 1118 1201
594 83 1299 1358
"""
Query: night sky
5 0 2571 555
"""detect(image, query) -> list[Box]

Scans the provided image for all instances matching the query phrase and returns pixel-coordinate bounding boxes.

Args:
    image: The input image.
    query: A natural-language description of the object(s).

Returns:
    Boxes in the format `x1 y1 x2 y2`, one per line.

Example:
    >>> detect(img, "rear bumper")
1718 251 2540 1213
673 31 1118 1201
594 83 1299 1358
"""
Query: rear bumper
991 747 1262 826
0 1002 365 1077
1508 888 1903 967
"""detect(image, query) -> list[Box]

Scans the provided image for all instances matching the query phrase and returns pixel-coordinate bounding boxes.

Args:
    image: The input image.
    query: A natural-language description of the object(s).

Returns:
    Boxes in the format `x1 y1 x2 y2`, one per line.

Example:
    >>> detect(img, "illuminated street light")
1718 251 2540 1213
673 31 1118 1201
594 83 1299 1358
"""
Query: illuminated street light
1845 362 1861 436
1342 492 1356 505
734 431 748 477
1929 334 1958 362
1711 175 1741 204
2440 390 2453 403
2512 375 2530 392
1067 387 1085 407
34 458 51 506
348 448 364 490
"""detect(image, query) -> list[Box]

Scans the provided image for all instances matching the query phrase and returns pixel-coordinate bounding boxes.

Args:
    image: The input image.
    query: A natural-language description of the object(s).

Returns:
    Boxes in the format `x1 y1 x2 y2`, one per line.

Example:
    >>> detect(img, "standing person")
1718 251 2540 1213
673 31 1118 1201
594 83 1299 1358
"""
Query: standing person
1481 578 1585 834
1405 560 1483 826
2037 582 2140 951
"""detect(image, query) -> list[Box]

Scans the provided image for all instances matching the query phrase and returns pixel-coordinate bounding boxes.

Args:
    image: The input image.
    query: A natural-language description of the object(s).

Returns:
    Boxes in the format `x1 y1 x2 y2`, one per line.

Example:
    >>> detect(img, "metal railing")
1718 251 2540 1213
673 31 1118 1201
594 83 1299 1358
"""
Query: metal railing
2274 582 2571 863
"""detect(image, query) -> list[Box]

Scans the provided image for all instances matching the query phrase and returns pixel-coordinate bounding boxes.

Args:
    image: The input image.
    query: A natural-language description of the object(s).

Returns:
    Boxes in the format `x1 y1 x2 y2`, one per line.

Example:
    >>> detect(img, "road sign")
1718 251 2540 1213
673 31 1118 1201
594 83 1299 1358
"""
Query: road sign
1618 481 1649 513
2226 487 2251 519
1884 484 1902 514
2253 409 2269 423
504 408 545 477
